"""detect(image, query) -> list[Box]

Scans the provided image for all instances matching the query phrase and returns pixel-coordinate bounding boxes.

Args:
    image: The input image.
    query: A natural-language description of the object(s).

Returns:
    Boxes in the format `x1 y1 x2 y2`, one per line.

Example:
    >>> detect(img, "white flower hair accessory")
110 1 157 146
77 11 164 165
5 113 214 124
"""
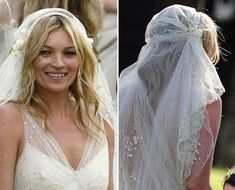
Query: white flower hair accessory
12 39 26 52
188 28 202 38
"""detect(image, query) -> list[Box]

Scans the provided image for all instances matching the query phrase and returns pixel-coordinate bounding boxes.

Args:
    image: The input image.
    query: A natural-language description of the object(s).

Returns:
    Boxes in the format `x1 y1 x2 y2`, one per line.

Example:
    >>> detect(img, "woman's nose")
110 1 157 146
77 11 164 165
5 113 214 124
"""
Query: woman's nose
51 55 65 68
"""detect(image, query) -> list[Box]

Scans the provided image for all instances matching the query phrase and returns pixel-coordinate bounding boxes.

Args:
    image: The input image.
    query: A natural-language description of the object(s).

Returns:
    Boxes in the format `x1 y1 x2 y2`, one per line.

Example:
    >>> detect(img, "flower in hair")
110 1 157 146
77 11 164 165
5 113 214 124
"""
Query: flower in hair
12 39 26 52
188 28 202 38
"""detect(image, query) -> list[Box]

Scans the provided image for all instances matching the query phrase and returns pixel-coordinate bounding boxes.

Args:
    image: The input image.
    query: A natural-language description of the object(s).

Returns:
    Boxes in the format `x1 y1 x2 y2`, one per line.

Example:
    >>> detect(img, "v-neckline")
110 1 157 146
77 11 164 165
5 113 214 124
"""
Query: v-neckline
46 130 90 171
25 111 91 172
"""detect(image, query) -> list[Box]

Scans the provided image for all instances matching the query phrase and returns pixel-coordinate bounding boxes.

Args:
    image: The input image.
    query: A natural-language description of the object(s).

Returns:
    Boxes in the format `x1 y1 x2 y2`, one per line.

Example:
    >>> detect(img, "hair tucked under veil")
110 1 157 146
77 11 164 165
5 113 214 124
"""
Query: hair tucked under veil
119 4 225 190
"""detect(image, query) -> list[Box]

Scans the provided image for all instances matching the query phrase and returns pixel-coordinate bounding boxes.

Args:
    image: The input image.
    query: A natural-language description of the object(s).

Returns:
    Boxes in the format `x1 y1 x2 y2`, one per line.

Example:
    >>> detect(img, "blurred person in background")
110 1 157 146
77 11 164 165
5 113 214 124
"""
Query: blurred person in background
97 0 117 100
224 167 235 190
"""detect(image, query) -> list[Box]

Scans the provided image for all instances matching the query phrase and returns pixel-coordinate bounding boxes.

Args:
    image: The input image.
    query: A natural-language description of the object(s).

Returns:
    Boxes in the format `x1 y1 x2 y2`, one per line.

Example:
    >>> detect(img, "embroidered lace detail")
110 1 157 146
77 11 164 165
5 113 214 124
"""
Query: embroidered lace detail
177 108 205 180
123 135 141 158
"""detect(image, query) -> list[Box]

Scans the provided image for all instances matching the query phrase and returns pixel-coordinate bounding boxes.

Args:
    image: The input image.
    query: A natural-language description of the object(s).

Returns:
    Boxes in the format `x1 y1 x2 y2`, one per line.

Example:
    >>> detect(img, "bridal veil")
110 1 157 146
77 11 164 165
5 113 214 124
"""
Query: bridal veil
119 4 225 189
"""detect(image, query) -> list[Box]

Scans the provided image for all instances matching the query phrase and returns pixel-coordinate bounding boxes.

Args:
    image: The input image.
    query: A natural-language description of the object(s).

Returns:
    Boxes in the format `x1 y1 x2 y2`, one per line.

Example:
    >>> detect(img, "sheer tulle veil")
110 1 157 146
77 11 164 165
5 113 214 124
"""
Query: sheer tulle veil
119 4 225 189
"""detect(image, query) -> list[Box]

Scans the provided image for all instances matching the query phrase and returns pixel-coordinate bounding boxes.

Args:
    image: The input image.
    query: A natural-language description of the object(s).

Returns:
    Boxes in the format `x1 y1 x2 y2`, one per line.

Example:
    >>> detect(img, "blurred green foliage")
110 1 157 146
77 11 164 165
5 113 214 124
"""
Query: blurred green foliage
211 167 228 190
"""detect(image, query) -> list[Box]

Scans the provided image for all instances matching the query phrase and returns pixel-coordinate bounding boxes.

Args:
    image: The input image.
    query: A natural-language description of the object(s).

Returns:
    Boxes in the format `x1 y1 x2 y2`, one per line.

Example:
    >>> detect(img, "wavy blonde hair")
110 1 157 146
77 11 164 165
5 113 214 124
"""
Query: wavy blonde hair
200 13 221 64
18 15 101 136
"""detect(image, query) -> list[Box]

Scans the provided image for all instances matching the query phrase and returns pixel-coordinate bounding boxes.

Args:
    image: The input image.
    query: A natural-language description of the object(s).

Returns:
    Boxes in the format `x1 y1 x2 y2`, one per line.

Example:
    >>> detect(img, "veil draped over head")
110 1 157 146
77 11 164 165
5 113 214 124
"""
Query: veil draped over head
0 8 89 105
0 8 114 127
119 4 225 190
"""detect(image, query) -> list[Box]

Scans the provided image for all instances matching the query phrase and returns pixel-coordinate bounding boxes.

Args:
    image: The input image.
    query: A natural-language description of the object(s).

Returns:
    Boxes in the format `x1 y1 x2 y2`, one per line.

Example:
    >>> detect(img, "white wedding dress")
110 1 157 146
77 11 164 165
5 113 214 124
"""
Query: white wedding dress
0 5 115 189
14 108 109 190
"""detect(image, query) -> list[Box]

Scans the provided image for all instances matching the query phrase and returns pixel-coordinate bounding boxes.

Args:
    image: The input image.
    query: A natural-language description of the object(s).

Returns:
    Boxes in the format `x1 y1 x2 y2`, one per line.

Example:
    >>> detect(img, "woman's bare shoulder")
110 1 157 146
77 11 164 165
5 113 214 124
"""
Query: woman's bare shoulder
0 102 23 131
0 101 21 116
206 98 222 114
206 98 222 137
0 102 23 188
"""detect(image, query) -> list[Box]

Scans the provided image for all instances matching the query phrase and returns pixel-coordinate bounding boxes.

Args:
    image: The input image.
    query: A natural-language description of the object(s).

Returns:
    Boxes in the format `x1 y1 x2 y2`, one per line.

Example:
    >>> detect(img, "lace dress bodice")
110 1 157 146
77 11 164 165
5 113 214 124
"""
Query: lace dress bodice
14 109 109 190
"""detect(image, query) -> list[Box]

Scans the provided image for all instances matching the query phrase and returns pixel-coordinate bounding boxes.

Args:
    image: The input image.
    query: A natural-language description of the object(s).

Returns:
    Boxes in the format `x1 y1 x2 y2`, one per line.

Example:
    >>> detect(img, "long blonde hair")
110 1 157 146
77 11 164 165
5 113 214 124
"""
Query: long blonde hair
200 12 221 64
18 15 101 135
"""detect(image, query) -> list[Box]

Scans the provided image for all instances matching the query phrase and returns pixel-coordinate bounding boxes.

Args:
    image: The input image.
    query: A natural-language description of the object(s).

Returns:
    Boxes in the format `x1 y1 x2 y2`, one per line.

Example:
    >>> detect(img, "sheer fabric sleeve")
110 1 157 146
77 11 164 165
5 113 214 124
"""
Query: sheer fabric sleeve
186 99 222 186
93 64 117 189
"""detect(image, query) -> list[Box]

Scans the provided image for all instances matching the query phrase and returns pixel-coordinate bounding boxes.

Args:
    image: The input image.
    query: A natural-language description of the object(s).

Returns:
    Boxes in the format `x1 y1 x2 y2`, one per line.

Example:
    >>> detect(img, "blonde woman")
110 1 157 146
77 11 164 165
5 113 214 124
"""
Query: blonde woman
0 8 114 190
0 0 104 64
119 4 225 190
0 0 117 101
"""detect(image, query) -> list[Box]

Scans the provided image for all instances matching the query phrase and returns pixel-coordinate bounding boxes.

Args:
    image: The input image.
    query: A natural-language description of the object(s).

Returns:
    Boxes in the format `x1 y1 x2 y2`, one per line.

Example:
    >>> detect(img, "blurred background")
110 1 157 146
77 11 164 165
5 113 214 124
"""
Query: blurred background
119 0 235 189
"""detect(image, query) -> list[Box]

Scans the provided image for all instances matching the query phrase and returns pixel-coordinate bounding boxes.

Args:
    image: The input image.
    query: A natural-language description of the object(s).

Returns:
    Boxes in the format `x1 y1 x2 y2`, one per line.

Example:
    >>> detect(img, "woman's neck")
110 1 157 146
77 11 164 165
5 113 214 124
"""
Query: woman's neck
36 90 75 118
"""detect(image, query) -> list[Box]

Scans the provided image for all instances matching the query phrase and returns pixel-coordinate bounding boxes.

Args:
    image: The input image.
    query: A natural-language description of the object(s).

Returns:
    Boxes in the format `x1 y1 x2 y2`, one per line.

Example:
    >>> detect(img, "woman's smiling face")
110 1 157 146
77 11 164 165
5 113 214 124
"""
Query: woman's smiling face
34 27 80 93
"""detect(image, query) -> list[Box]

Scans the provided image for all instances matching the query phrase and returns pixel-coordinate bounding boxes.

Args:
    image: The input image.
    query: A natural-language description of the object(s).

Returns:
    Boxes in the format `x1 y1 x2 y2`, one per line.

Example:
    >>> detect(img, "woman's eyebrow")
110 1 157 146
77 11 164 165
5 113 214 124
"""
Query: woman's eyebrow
41 45 75 49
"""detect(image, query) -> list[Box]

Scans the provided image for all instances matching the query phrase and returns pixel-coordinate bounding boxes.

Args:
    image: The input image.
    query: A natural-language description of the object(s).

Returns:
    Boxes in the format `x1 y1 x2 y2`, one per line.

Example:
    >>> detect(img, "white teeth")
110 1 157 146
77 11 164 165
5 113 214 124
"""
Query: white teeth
47 73 66 78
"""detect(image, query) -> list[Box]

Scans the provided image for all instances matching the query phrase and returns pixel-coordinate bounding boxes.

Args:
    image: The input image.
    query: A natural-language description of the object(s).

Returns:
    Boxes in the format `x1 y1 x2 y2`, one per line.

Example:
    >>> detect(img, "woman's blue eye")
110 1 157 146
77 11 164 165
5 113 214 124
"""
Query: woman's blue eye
39 50 51 57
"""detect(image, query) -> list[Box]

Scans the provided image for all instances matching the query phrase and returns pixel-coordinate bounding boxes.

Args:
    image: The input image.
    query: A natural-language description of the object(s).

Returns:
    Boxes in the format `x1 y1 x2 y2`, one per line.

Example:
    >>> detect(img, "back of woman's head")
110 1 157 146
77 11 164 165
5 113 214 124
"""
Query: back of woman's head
145 4 220 64
137 4 221 109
